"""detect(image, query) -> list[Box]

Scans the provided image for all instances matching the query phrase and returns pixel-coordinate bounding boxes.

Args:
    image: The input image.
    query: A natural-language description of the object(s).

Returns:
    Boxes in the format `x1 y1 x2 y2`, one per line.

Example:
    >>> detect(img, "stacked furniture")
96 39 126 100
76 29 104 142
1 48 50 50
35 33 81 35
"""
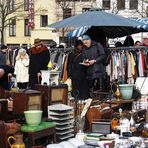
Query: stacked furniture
48 104 74 142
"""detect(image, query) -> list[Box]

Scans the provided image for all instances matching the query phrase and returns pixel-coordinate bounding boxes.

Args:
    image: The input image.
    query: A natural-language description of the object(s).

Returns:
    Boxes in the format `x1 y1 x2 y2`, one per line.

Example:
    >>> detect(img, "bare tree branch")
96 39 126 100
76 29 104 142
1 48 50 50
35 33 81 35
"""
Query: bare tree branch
0 0 41 44
135 0 148 17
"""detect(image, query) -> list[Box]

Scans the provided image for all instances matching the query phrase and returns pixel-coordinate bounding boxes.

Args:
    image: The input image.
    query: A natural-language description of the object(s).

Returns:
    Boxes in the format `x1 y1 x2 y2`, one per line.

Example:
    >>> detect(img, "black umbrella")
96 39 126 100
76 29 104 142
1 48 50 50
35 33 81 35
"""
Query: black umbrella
48 9 147 38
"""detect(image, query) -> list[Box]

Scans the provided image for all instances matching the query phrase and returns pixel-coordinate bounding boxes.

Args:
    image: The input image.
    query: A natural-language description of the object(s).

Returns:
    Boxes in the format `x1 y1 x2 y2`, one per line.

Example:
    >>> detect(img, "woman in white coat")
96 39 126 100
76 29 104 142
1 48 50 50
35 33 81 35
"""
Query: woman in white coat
14 48 29 89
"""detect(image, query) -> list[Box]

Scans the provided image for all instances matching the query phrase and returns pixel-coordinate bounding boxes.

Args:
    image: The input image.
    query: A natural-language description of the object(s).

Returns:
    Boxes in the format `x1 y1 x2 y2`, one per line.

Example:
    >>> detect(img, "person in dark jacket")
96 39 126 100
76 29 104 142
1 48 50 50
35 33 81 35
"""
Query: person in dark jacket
0 65 14 90
29 38 50 88
123 36 134 47
67 40 89 100
82 35 106 91
0 45 7 65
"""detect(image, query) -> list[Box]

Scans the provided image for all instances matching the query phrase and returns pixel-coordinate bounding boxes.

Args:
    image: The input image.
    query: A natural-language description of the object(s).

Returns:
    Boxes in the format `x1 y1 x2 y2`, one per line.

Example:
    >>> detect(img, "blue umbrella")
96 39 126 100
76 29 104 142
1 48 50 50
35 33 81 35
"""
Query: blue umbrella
68 20 148 38
67 26 88 37
48 9 147 38
67 26 90 37
135 18 148 30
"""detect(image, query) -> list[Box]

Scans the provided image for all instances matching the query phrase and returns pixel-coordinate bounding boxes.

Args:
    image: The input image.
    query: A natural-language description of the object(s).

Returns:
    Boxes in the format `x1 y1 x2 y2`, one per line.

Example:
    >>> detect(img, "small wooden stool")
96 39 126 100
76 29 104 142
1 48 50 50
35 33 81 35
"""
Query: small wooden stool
21 122 56 146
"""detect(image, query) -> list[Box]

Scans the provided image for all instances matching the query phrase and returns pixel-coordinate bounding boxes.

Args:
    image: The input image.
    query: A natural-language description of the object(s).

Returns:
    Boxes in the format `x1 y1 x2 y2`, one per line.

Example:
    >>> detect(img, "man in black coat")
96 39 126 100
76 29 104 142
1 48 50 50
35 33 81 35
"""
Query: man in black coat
67 40 89 100
29 39 50 89
82 35 106 91
0 65 14 90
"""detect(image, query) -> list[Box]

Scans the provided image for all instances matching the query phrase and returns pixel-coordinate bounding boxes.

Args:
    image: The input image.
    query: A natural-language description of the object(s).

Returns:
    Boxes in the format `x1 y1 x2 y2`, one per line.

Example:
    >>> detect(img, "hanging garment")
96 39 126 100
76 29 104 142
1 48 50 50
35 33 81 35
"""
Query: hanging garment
130 52 136 76
62 54 69 81
138 50 145 77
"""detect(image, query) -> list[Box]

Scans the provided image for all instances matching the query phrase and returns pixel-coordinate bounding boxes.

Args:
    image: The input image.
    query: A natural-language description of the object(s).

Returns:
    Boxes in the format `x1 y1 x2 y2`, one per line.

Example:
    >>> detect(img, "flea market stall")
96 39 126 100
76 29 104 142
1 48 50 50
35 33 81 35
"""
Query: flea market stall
0 9 148 148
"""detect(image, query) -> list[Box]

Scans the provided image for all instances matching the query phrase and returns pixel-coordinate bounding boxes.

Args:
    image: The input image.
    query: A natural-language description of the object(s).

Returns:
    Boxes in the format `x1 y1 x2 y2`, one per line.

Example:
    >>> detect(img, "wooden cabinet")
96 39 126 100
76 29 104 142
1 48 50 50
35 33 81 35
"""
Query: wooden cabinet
10 90 42 115
35 84 68 116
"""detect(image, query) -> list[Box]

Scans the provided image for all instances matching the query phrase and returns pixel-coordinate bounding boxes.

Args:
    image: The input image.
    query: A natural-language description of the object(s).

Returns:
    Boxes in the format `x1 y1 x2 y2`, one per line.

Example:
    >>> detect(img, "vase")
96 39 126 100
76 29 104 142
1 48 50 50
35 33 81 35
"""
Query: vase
119 84 134 100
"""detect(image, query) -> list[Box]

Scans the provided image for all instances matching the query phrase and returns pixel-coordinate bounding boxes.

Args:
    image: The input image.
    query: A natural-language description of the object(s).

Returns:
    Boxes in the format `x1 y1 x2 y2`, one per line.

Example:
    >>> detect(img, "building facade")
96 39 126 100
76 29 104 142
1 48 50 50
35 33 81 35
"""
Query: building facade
4 0 148 46
5 0 57 46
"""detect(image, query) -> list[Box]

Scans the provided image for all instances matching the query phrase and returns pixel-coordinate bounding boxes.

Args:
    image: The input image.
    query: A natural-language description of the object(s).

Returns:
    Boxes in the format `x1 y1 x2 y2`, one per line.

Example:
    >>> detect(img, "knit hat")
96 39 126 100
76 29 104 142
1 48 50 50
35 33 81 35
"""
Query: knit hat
82 35 90 41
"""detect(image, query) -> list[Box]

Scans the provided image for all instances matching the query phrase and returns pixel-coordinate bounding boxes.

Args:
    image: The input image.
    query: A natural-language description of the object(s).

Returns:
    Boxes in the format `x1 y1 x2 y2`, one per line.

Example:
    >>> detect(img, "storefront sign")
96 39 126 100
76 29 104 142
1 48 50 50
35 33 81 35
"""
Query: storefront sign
28 0 34 29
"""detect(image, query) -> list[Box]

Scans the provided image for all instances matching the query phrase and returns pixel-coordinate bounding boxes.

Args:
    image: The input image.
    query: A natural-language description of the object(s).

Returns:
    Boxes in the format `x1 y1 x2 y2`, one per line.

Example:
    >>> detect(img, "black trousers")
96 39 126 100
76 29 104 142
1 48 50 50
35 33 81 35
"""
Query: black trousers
17 82 28 89
88 77 104 92
72 78 89 100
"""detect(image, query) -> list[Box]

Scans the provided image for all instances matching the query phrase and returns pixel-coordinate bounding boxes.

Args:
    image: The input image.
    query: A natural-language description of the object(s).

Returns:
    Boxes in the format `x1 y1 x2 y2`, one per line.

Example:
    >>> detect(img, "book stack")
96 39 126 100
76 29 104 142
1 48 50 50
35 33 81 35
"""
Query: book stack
86 133 104 141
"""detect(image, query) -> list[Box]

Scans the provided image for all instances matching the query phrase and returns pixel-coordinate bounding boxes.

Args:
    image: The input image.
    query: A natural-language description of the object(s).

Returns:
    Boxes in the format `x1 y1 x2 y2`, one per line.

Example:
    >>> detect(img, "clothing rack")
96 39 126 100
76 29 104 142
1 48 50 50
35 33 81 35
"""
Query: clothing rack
108 46 148 51
49 47 73 53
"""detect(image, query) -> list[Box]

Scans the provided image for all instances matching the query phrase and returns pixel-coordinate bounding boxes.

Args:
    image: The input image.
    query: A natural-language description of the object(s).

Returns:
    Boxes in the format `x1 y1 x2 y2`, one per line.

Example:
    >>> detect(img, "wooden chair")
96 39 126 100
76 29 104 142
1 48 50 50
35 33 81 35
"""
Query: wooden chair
86 107 102 131
87 106 113 131
100 108 112 119
0 121 8 148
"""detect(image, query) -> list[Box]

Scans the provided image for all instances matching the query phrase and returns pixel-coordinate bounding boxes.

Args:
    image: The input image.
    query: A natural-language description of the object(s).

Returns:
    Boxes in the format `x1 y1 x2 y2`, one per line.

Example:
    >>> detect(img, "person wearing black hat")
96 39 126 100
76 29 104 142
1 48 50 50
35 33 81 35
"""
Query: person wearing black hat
82 35 106 91
67 40 89 100
29 38 50 88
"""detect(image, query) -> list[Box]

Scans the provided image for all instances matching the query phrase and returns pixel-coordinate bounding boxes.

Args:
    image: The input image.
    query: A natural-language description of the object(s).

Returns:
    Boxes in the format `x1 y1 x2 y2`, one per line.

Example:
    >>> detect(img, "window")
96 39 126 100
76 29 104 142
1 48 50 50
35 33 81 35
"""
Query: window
129 0 138 10
63 8 71 19
9 0 15 11
146 6 148 17
117 0 125 10
102 0 110 9
24 0 29 11
24 19 31 36
82 8 91 12
40 15 48 27
9 19 16 36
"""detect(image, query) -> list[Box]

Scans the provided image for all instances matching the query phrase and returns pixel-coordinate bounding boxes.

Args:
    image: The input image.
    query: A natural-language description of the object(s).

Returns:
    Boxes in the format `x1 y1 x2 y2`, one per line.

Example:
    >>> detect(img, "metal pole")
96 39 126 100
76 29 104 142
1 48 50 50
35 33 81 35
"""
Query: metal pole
141 0 144 41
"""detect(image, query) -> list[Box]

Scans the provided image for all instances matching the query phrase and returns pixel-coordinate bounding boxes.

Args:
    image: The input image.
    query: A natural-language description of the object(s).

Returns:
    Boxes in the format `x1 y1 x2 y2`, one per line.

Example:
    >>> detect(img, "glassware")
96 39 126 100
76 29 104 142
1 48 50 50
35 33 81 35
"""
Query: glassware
129 113 136 132
76 115 85 133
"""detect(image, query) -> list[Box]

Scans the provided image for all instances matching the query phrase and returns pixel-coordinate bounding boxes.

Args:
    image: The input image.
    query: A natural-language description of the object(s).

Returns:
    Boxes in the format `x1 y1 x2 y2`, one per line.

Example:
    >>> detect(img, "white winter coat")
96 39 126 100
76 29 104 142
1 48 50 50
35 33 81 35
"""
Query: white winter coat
14 55 29 83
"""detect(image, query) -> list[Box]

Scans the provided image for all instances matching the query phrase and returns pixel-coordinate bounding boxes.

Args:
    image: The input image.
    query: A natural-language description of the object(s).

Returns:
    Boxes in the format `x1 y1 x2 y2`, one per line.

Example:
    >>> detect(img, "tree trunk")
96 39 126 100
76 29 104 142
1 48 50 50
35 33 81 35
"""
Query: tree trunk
1 18 5 45
1 29 4 45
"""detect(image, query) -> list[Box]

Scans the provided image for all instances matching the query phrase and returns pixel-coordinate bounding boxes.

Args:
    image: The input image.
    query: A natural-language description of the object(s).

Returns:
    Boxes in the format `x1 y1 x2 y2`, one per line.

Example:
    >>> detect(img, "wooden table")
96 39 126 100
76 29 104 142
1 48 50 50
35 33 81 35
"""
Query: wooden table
22 126 56 146
106 99 133 111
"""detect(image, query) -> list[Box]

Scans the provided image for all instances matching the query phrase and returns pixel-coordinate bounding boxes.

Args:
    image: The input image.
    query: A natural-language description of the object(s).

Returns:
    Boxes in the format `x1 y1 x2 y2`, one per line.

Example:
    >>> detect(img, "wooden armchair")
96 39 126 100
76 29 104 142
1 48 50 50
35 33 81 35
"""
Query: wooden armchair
86 106 113 131
0 121 8 148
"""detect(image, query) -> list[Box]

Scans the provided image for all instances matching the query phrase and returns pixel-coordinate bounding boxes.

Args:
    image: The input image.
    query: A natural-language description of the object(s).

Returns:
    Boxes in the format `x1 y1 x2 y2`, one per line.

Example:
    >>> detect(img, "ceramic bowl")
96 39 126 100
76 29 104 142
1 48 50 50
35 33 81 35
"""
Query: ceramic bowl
24 110 43 126
129 137 142 143
119 84 134 100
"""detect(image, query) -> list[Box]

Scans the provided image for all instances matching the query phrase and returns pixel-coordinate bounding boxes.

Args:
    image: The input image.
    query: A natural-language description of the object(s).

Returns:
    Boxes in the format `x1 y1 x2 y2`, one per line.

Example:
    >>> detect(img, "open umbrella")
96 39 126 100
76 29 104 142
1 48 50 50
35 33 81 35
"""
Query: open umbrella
135 18 148 30
48 9 147 38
